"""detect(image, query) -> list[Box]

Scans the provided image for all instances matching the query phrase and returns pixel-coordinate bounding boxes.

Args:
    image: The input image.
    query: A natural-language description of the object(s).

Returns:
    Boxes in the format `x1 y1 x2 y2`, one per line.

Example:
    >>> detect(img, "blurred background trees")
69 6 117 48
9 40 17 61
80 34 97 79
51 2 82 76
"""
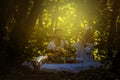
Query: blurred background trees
0 0 120 73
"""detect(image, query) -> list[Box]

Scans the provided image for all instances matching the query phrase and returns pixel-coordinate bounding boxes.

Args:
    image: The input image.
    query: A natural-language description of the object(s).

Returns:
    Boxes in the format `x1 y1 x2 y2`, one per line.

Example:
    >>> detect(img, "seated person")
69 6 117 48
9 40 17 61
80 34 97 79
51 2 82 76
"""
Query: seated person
30 29 69 68
73 36 94 62
73 37 87 61
46 29 69 63
84 42 94 62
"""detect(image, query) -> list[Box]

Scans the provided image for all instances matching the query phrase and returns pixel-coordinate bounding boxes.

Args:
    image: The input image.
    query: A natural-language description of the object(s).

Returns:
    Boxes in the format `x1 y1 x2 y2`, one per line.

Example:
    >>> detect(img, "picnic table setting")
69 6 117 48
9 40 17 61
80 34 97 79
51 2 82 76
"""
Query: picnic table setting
22 50 102 73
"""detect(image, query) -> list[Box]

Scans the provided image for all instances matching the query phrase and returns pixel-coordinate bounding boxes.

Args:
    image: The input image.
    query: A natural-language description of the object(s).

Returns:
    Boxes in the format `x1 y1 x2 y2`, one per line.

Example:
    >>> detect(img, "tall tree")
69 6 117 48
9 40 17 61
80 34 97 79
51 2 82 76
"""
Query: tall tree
110 0 120 74
107 0 120 60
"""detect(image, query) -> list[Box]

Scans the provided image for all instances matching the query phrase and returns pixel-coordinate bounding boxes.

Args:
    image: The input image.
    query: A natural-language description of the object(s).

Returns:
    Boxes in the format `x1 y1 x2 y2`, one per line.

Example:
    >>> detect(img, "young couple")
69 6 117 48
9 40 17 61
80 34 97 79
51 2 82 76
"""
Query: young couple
47 29 94 63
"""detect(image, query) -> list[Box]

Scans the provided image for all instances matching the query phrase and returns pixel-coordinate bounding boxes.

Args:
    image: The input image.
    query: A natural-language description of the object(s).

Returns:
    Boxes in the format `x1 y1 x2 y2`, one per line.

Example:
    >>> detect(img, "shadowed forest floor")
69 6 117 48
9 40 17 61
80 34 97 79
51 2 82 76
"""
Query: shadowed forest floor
0 65 119 80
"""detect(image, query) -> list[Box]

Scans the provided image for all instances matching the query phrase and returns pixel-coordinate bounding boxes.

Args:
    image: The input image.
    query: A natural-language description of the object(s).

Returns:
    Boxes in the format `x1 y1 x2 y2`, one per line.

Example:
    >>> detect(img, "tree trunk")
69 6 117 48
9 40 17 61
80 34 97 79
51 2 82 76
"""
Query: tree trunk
107 0 120 60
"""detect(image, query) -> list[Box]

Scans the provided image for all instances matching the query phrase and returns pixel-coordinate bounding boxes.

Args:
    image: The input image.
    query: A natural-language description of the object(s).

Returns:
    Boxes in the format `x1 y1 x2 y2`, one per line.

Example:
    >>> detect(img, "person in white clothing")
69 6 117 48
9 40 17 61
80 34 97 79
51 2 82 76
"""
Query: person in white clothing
73 37 87 61
73 38 85 57
46 29 69 63
47 28 69 54
84 42 94 62
28 29 69 69
73 36 94 62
